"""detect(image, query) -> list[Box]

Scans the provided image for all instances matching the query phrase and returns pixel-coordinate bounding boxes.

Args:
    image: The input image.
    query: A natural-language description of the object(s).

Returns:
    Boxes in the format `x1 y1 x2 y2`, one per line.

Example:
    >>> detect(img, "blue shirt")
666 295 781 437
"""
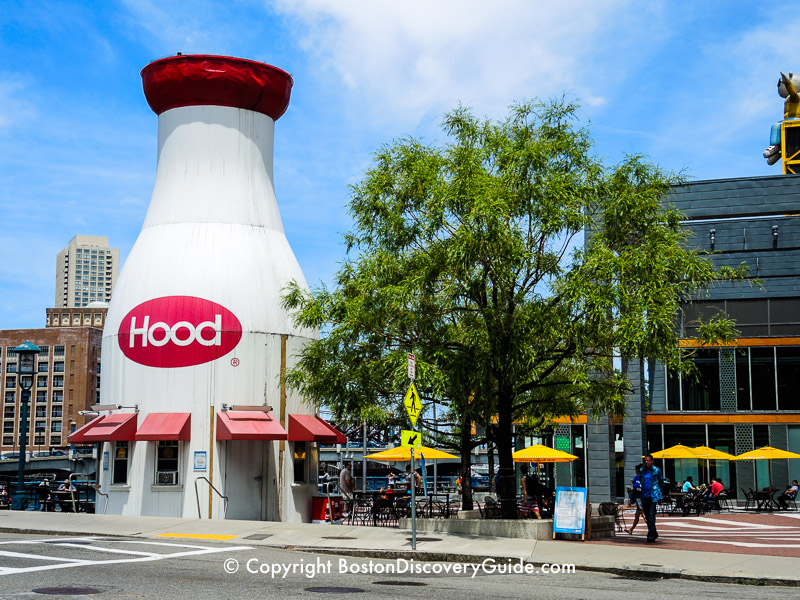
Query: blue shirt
682 481 694 493
642 470 652 497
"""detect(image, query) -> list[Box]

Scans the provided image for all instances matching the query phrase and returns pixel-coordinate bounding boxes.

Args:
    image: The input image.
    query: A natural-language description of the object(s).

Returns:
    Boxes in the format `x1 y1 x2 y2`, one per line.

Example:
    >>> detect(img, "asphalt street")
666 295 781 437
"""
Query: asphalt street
0 533 796 600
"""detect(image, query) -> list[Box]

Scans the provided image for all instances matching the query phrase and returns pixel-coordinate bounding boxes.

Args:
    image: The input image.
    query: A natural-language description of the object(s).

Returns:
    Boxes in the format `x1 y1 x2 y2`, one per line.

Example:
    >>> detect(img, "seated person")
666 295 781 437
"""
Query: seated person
681 476 699 494
777 480 798 510
378 484 395 499
58 479 75 492
709 477 724 508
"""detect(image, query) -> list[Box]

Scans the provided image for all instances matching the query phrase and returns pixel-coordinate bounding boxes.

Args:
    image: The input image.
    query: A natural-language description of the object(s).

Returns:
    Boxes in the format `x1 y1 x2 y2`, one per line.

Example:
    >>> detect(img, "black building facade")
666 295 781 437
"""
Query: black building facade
582 174 800 502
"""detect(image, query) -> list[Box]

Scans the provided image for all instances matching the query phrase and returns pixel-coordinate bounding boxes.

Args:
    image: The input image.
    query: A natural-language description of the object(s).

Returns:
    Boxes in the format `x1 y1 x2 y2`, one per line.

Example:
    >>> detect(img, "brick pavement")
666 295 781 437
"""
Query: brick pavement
594 509 800 557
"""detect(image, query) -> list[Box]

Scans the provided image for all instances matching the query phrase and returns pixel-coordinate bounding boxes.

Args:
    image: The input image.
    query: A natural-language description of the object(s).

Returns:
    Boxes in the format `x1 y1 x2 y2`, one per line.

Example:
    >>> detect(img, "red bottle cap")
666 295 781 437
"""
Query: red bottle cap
141 54 293 120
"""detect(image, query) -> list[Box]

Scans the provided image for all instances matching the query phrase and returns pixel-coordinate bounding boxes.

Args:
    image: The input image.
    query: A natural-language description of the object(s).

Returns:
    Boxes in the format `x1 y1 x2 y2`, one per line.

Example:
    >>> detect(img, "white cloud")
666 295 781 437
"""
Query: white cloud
273 0 640 126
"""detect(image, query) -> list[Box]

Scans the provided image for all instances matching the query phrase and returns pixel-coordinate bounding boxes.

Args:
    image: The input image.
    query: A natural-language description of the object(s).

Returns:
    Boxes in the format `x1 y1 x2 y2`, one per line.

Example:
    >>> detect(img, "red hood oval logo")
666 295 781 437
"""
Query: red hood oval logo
118 296 242 368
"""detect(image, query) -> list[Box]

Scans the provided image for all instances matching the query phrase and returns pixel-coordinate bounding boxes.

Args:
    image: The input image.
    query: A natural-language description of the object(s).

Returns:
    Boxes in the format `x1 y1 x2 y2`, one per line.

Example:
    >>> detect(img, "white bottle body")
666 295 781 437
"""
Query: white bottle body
100 105 317 520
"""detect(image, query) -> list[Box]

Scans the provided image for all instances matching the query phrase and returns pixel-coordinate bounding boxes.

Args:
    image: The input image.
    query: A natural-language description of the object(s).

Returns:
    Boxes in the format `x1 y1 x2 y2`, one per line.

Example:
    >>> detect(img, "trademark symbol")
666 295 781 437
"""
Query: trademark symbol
231 357 240 367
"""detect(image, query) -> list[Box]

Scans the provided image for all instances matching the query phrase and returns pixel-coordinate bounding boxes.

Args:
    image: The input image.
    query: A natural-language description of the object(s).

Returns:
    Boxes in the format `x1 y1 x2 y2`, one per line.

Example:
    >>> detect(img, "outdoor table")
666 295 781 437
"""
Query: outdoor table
754 489 778 512
51 490 77 512
669 492 688 515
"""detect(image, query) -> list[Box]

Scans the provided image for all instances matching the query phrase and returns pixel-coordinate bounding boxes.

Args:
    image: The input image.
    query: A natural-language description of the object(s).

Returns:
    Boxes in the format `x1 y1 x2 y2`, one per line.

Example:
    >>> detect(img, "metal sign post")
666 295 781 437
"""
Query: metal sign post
407 353 417 551
411 446 416 550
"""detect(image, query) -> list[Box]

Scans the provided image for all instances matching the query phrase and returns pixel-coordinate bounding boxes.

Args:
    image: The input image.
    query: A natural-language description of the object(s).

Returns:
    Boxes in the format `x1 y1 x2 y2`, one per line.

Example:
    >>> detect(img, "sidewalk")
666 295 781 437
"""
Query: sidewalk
0 510 797 586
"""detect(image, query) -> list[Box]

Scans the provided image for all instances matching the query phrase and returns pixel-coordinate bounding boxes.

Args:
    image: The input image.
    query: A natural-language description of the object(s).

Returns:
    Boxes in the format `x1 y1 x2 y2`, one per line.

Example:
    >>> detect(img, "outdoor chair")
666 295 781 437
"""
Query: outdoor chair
713 489 732 512
742 488 756 511
685 487 712 515
657 495 674 515
481 496 502 519
348 497 374 526
374 497 400 527
598 502 625 533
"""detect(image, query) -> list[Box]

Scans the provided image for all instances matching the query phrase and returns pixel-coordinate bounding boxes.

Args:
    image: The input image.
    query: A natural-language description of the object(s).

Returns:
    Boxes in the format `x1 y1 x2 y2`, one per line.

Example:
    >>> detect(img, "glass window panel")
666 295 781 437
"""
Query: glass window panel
667 369 681 411
156 440 179 479
113 441 128 485
736 348 750 411
571 425 585 488
777 347 800 411
726 299 768 334
706 425 736 494
769 298 800 329
750 348 777 410
753 425 771 490
681 349 720 411
662 425 706 488
682 302 724 337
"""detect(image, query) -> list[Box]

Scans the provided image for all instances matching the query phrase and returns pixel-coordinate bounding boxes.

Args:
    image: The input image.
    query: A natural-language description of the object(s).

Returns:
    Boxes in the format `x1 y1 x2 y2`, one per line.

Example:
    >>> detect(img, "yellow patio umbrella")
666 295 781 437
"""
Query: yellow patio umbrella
691 446 736 460
692 446 736 486
364 445 460 461
650 444 701 485
512 444 578 463
650 444 700 459
733 446 800 495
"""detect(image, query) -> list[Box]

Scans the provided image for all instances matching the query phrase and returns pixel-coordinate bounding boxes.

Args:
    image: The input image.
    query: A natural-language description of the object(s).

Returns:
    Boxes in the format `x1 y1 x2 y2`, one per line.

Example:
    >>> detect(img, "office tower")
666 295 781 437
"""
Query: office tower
55 235 119 308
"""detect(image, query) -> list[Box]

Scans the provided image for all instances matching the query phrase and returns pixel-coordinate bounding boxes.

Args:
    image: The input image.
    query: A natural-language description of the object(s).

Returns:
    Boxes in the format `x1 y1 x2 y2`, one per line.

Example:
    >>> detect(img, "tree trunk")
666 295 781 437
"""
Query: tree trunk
487 432 495 493
495 387 517 519
459 412 474 511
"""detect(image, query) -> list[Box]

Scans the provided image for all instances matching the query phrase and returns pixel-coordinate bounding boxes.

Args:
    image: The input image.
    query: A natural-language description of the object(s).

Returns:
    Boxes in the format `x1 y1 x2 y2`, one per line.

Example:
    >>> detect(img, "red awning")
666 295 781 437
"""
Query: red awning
288 414 346 444
136 413 191 441
216 411 287 441
71 413 138 442
67 416 103 443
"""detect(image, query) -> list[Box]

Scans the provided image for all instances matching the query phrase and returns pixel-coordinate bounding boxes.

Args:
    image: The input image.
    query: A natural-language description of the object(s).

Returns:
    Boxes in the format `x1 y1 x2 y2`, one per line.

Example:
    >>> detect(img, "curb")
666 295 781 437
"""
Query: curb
289 546 800 587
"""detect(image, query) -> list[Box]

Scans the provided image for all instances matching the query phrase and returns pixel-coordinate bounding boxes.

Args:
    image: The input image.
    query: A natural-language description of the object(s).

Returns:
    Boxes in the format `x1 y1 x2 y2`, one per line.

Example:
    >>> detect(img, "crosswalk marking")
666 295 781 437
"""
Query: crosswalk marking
619 511 800 551
0 537 253 576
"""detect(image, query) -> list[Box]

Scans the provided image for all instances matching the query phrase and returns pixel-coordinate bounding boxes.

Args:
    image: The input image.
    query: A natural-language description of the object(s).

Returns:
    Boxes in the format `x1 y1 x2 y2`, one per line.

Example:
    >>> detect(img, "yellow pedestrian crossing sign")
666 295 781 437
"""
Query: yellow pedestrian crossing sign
404 382 421 426
401 429 422 449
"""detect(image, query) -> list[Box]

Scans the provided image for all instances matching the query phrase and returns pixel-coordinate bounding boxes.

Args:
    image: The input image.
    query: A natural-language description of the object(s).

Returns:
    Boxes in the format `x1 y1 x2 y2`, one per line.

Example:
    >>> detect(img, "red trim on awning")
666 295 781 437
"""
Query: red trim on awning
288 414 346 444
67 416 103 443
216 411 287 441
75 414 138 442
136 413 191 441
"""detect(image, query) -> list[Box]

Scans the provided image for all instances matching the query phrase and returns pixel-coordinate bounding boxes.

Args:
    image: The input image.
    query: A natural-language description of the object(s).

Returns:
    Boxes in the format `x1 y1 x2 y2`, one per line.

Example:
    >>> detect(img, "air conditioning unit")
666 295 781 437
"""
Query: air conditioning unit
157 471 178 485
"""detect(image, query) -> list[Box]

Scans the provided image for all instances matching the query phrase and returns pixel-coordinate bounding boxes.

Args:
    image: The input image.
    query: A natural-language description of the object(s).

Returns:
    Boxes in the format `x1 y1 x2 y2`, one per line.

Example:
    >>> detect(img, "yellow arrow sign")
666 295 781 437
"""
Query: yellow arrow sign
404 382 422 426
401 429 421 449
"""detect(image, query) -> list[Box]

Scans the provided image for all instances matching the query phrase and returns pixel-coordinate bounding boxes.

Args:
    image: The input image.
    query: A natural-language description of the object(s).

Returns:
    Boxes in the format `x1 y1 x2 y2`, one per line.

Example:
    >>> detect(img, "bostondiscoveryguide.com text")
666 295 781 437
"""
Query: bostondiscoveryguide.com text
223 556 576 578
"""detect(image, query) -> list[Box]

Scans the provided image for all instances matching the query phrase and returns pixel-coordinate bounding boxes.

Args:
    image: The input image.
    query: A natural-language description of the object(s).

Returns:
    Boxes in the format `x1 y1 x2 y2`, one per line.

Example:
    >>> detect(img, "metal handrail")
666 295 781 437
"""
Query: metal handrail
194 477 228 518
92 484 109 514
67 473 86 513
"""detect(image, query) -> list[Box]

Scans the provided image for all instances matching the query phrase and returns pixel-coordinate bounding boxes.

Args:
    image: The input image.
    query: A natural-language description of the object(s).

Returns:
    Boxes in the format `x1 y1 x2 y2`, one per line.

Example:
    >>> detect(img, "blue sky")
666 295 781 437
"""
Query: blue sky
0 1 792 328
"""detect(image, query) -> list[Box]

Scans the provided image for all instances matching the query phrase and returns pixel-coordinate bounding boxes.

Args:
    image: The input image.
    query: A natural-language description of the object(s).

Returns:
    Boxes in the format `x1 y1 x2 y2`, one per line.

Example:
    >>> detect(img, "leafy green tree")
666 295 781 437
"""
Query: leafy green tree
284 99 741 518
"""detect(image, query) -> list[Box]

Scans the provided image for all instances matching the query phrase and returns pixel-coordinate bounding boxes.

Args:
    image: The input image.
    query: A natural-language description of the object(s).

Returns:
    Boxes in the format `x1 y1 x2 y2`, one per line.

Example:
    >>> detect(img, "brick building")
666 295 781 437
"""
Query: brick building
1 328 102 452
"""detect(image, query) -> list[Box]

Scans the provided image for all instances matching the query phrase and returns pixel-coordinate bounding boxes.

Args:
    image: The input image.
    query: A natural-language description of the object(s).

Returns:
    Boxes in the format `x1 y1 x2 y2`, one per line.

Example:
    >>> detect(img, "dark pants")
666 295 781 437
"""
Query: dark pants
641 496 658 541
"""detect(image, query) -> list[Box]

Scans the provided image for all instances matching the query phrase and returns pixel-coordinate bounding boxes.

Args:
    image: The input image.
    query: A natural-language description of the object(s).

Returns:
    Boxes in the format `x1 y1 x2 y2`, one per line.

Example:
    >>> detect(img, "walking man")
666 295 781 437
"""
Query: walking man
640 454 664 543
339 461 354 516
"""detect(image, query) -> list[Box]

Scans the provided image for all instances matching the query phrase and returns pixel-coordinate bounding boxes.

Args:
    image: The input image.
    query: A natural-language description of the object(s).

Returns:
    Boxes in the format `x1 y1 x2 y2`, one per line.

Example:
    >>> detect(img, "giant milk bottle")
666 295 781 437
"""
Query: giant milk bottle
100 55 317 520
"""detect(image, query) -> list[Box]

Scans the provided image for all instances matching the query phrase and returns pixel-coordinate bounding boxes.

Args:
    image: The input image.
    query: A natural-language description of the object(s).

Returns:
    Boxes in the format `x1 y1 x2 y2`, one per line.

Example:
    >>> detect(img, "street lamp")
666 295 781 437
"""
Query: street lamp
11 341 40 510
